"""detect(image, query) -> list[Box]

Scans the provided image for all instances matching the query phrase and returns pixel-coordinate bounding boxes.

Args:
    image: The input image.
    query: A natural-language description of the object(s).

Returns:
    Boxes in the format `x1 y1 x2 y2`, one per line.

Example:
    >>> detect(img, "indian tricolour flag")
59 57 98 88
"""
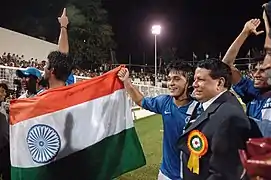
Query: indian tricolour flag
9 66 146 180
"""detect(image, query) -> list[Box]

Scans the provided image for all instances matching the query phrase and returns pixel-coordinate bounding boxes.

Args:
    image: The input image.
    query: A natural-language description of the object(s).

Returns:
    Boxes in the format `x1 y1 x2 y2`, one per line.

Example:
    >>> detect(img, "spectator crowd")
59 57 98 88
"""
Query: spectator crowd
2 4 271 180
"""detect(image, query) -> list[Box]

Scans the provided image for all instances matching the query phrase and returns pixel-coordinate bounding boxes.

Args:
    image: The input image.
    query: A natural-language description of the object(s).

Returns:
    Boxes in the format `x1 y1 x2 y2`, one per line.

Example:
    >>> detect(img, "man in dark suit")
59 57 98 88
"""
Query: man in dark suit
178 59 251 180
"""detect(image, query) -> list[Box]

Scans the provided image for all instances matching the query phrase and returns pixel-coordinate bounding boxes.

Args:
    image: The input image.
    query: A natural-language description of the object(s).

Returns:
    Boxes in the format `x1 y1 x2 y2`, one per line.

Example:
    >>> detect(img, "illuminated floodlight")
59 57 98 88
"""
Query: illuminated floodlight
151 25 161 35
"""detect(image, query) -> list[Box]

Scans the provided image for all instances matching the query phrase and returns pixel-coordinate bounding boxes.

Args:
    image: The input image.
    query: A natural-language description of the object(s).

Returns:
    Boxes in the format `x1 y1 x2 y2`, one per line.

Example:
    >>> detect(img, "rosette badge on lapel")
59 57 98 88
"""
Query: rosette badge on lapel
187 130 208 174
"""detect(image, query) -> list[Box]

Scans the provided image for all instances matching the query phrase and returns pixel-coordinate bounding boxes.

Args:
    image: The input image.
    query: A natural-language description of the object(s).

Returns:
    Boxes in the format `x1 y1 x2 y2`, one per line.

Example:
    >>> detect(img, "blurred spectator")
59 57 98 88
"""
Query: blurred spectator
0 52 256 89
0 52 169 85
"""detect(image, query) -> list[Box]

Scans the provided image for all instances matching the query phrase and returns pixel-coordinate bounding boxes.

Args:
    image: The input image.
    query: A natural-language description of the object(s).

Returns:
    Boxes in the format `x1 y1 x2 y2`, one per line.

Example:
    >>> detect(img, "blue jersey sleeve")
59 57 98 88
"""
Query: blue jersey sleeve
141 95 168 114
232 77 260 104
66 73 75 85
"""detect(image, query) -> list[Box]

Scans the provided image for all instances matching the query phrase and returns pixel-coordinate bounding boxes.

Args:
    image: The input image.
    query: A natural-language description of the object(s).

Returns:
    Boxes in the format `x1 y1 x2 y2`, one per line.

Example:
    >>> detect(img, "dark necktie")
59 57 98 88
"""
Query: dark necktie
183 103 204 131
196 103 204 118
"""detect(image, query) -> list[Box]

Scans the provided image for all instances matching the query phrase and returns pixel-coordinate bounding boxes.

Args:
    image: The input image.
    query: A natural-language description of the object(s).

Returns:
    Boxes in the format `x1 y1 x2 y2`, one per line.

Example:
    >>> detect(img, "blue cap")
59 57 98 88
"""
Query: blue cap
66 73 75 85
16 67 42 79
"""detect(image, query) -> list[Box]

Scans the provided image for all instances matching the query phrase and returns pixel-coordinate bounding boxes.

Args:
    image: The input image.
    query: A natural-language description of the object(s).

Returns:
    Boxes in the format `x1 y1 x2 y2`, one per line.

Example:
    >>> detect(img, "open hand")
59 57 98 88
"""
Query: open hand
243 19 264 36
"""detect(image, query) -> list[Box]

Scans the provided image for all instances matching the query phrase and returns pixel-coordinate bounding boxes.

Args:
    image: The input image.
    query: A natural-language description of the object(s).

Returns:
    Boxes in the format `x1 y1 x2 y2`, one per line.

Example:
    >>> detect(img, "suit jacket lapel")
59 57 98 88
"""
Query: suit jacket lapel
181 91 230 137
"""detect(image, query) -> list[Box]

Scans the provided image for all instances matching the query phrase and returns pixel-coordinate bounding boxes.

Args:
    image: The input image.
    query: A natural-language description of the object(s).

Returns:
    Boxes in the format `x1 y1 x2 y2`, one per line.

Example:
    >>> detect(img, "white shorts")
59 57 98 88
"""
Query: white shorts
157 170 172 180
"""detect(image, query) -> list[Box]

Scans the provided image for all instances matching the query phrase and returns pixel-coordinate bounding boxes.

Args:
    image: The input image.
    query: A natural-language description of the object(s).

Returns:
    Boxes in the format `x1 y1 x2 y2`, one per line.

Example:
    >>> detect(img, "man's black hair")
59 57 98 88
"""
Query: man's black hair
197 58 232 89
47 51 73 82
251 55 265 63
166 60 195 93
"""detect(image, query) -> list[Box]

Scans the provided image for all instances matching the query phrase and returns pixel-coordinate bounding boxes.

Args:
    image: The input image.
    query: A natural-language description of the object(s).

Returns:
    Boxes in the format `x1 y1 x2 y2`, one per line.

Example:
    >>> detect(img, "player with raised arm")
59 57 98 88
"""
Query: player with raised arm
42 8 74 90
118 61 197 180
222 18 271 136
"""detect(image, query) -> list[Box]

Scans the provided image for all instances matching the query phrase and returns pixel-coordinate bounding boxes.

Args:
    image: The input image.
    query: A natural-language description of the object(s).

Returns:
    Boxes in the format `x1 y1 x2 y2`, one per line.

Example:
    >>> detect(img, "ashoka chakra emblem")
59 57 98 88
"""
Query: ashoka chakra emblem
27 124 61 163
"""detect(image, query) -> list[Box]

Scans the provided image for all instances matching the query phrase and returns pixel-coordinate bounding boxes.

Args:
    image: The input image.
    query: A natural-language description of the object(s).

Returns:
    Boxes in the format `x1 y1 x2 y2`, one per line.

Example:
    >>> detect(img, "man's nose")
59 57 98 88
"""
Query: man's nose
192 80 198 88
168 79 174 85
253 70 261 77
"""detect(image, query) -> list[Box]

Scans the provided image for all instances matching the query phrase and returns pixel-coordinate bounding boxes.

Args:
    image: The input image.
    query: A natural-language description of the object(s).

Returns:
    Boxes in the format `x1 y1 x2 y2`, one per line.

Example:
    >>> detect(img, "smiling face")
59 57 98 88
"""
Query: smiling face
192 68 224 103
252 62 269 88
20 75 38 94
167 70 188 98
21 77 27 90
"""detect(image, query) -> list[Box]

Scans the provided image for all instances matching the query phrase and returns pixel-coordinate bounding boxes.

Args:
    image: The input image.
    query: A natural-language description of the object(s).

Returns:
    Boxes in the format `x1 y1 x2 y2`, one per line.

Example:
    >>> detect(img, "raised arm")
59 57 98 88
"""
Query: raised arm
223 19 263 84
263 4 271 50
118 68 144 106
117 68 166 114
262 6 271 69
58 8 69 54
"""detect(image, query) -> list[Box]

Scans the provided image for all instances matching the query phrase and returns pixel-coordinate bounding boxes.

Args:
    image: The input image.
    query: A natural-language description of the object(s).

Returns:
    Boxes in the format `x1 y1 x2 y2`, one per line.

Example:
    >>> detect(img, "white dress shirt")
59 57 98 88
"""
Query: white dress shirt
202 90 227 111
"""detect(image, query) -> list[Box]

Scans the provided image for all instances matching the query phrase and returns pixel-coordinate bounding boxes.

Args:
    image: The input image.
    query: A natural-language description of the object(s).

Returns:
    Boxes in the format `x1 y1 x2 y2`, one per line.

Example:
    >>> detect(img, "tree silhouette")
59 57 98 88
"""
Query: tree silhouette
0 0 116 69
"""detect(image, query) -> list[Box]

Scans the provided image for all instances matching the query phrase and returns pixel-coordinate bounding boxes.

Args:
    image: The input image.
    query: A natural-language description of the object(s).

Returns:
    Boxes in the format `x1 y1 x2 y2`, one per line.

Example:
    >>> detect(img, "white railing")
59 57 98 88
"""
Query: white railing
0 65 19 90
0 65 92 90
0 65 168 107
130 84 168 108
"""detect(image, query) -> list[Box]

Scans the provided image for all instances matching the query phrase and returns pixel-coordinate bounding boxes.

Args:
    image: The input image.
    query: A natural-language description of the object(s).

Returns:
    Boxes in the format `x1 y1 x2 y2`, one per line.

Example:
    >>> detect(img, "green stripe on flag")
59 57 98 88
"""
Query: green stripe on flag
11 127 146 180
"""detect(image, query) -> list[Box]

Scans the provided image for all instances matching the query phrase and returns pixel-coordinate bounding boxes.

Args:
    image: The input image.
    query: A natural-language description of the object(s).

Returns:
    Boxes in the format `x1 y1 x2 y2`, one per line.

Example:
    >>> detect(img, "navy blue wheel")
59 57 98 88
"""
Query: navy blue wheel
27 124 61 163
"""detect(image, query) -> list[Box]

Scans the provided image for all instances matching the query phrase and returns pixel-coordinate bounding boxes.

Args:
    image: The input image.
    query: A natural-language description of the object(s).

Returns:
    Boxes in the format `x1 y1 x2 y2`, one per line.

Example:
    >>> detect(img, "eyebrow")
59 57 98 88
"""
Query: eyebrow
168 74 183 78
253 67 266 72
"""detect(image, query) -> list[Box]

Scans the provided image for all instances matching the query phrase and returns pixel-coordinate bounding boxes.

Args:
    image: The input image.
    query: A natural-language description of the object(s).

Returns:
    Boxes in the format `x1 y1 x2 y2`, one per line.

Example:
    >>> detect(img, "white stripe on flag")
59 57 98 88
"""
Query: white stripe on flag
11 89 133 168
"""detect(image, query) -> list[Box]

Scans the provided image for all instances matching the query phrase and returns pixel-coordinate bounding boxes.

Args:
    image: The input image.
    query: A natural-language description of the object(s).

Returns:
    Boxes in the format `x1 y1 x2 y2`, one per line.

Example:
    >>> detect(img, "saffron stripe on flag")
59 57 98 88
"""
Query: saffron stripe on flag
10 90 133 168
10 66 146 180
10 66 124 125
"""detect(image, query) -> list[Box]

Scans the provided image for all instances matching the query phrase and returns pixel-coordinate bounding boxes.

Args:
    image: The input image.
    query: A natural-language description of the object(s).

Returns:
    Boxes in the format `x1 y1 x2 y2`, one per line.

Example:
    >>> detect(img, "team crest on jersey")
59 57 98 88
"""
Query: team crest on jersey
263 98 271 109
185 116 191 123
27 124 61 163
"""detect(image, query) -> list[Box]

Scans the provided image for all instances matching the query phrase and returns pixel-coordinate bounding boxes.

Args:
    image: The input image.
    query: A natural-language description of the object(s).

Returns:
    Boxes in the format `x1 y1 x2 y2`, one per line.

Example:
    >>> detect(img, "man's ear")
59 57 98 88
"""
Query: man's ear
51 67 55 75
217 77 226 87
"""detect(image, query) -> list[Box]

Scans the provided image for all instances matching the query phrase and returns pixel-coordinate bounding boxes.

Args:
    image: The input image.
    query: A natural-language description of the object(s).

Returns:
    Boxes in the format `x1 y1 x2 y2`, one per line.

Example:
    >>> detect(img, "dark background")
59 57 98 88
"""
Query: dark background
0 0 268 65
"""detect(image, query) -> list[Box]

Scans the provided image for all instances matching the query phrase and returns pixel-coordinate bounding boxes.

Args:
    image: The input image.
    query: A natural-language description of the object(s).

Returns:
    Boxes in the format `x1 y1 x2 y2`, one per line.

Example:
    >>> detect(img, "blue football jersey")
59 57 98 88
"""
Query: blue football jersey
142 95 197 180
232 77 271 121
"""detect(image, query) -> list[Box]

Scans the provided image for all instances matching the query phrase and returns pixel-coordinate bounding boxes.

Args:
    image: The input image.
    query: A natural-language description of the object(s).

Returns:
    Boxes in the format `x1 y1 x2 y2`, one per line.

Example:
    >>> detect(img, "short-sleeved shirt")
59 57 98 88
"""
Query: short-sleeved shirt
20 73 75 98
66 73 76 85
142 95 197 180
232 77 271 120
18 88 46 99
18 91 35 99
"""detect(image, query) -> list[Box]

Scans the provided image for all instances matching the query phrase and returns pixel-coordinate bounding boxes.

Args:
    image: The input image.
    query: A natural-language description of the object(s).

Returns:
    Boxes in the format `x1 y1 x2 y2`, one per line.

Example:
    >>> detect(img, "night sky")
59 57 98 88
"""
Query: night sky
0 0 269 65
104 0 267 64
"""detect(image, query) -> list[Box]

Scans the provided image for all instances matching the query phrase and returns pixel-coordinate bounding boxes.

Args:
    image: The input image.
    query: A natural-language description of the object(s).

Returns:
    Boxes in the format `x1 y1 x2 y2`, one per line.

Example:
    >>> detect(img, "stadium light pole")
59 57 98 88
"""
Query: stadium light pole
151 25 161 87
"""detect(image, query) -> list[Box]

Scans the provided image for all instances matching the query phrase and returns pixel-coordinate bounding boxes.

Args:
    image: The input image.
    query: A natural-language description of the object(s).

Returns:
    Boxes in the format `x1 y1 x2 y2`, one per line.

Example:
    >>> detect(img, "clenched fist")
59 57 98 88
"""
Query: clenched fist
117 68 130 82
